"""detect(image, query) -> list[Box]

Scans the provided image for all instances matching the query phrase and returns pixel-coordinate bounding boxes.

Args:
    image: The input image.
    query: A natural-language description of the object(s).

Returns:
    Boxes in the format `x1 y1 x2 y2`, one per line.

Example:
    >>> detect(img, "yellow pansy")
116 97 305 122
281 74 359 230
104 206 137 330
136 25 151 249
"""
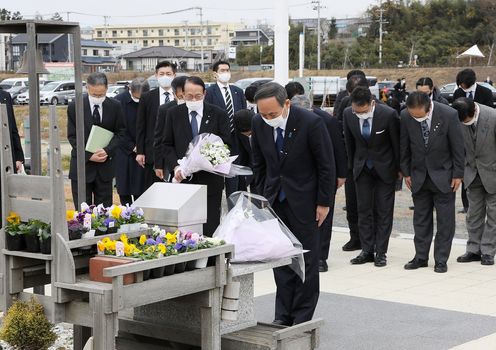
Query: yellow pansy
7 212 20 225
120 234 128 245
97 241 105 252
165 232 177 245
110 205 122 219
158 243 166 255
139 235 147 246
101 237 111 245
124 243 133 256
66 210 76 222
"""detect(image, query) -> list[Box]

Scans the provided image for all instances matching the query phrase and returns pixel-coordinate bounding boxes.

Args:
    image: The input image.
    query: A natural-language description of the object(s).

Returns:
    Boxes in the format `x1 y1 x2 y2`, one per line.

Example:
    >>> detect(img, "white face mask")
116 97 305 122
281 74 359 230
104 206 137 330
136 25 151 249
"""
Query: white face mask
157 75 173 89
262 106 287 128
176 99 185 105
186 99 203 112
217 72 231 84
129 92 139 103
412 115 428 123
89 95 105 105
354 102 375 120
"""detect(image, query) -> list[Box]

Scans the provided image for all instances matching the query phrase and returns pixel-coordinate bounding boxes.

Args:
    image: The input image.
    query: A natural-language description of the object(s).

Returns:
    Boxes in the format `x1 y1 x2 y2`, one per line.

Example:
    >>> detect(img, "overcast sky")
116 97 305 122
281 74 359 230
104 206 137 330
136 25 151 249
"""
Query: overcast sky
8 0 380 27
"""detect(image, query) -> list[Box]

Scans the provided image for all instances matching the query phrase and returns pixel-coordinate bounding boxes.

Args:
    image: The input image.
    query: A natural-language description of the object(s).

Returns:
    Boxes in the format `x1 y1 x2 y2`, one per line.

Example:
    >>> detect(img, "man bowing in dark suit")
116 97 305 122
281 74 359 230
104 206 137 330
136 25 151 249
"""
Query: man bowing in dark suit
67 72 125 208
401 92 465 273
251 82 333 325
164 76 231 236
343 86 401 267
136 61 177 190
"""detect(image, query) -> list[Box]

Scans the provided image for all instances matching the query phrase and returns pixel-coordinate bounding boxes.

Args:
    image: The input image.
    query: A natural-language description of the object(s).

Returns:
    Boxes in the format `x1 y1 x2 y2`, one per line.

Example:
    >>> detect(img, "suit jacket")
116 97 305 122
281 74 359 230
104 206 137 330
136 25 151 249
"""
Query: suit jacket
313 107 347 180
205 84 247 116
136 88 161 164
453 84 494 108
0 90 24 164
251 106 333 223
154 100 178 170
462 103 496 193
67 95 125 182
343 103 400 184
400 102 465 194
163 102 231 194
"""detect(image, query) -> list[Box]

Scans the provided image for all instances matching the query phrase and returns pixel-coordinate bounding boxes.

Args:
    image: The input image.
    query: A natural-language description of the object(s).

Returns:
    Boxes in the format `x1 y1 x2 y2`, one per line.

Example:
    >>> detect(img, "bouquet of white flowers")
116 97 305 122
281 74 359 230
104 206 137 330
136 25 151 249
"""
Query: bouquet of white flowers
174 133 252 181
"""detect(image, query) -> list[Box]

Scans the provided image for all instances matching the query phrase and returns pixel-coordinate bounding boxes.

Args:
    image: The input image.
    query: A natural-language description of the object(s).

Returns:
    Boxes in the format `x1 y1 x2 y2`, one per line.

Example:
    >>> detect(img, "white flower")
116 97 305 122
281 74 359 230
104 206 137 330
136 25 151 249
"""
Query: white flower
80 202 90 212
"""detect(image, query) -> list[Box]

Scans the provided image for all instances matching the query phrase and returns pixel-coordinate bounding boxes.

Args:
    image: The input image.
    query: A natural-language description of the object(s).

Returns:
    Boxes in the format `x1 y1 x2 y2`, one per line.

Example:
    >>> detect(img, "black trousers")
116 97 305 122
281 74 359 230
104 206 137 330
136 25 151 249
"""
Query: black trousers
344 169 360 242
273 200 319 325
412 175 456 263
203 190 222 237
354 167 396 254
461 183 469 210
319 191 336 261
143 163 160 192
71 176 113 209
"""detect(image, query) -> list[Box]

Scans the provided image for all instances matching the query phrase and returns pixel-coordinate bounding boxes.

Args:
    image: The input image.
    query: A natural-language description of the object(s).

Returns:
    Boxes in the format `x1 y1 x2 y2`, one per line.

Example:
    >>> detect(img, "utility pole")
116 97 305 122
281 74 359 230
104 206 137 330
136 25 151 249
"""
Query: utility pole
378 0 388 65
197 7 204 72
312 0 323 70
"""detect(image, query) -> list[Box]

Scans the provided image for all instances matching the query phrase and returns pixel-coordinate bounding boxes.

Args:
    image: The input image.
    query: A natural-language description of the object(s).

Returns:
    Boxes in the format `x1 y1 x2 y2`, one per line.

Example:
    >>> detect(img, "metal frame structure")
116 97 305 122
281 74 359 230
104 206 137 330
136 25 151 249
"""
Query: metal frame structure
0 20 86 199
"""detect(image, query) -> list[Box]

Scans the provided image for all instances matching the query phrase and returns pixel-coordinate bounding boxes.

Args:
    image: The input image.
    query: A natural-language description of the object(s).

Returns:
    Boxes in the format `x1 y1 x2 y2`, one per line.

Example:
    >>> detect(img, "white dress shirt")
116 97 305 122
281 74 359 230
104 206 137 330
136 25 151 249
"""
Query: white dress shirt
188 105 204 134
464 83 477 99
217 81 232 106
273 107 290 141
358 105 375 134
423 101 435 130
89 100 103 123
159 86 174 105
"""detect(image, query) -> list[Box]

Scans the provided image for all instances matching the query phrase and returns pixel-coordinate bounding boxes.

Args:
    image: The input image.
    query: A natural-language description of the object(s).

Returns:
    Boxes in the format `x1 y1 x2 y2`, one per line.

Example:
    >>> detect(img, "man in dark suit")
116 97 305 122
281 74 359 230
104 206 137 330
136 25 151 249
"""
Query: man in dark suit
136 61 177 190
343 87 400 267
205 60 247 198
286 82 346 272
453 68 494 213
67 72 125 208
0 89 25 221
114 78 146 205
164 76 231 236
401 92 464 273
333 69 366 118
251 82 333 326
153 76 188 181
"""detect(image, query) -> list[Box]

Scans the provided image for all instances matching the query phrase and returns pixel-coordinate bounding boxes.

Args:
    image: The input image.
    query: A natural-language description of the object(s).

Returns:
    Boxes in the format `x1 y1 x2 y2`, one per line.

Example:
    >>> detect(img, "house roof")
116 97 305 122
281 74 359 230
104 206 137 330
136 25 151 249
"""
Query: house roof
120 46 201 59
81 40 114 49
82 56 117 64
12 33 64 44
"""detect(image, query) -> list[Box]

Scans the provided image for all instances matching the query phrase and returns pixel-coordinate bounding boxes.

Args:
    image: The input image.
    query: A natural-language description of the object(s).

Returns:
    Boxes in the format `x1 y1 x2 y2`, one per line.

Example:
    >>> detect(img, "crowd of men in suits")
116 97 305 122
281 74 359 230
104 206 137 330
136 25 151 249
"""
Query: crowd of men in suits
0 60 488 326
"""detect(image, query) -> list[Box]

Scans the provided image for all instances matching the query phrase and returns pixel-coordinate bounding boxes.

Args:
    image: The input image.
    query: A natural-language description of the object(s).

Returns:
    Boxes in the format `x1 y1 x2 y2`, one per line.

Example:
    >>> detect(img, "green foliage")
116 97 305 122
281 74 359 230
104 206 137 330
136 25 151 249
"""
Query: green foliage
0 8 22 21
0 297 57 350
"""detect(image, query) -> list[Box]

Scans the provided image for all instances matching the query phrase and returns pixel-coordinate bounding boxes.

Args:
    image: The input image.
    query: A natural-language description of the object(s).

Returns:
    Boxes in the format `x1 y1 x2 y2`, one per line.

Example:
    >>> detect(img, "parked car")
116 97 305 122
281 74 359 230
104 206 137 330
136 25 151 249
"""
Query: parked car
15 89 30 105
0 78 29 94
106 85 127 98
478 82 496 107
39 81 75 105
11 86 29 104
234 78 273 91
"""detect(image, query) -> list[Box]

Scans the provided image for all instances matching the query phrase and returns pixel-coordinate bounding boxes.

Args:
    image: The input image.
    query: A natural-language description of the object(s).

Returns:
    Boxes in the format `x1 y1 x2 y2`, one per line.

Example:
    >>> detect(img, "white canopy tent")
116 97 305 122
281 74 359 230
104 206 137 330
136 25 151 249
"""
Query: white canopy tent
457 45 485 65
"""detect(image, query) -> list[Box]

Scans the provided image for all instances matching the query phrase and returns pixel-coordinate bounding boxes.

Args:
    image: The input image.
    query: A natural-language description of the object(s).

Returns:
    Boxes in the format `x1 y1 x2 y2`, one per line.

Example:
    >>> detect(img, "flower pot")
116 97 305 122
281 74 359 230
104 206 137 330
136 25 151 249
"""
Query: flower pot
82 230 95 239
143 269 151 281
186 260 196 271
68 230 83 240
95 228 107 236
118 224 130 233
40 238 51 254
174 262 186 274
25 235 41 253
129 223 141 231
108 226 118 234
6 234 25 251
195 257 209 269
151 266 165 279
164 264 175 276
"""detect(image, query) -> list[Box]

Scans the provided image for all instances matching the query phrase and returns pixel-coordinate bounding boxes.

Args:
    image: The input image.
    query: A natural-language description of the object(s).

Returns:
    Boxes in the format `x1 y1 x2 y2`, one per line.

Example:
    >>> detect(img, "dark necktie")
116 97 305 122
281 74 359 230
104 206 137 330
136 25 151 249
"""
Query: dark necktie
92 105 101 125
190 111 199 139
275 127 286 202
164 91 170 104
362 118 371 140
421 120 430 147
223 87 235 133
470 124 477 142
468 91 473 100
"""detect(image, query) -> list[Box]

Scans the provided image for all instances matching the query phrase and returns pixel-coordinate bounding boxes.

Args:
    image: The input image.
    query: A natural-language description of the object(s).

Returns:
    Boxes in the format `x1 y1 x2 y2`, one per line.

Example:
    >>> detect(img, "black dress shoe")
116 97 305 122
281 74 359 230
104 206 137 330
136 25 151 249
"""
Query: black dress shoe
434 262 448 273
318 259 328 272
481 255 495 266
374 253 387 267
342 240 362 251
404 258 428 270
350 251 375 265
272 319 291 326
457 252 481 263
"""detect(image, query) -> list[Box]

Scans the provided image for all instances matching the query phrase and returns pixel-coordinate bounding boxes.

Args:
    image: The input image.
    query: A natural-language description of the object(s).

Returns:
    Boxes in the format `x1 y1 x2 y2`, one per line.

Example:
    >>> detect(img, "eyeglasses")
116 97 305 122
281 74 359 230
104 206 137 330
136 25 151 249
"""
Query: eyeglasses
184 94 204 101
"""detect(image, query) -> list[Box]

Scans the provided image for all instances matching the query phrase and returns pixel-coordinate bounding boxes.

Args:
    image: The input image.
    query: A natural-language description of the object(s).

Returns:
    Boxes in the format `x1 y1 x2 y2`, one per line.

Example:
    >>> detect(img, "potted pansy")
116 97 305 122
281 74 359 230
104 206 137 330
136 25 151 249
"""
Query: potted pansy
5 212 25 251
22 220 41 253
118 205 145 233
37 222 51 254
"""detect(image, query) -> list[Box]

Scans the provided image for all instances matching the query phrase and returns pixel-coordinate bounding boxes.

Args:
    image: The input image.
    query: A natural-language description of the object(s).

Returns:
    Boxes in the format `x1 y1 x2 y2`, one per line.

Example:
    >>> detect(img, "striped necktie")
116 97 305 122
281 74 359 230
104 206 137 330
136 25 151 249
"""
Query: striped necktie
223 86 235 133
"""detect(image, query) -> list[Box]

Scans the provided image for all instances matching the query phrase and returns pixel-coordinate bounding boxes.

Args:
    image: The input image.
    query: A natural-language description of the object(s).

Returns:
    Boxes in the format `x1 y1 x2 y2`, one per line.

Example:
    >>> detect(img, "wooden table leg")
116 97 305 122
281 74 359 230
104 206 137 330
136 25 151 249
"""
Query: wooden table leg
200 287 221 350
90 293 116 350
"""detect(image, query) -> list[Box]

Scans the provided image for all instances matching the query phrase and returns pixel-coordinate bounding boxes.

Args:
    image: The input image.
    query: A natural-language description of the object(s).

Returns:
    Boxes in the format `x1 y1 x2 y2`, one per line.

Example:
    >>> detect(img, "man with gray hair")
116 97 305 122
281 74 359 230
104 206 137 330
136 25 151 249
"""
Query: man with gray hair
114 77 146 205
452 97 496 266
67 72 125 207
252 82 334 325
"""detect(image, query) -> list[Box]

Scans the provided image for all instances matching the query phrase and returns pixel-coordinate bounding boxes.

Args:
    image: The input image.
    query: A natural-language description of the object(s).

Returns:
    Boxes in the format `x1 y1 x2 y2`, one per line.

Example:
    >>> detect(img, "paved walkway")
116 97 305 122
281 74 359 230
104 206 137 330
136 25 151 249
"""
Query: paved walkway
253 229 496 349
